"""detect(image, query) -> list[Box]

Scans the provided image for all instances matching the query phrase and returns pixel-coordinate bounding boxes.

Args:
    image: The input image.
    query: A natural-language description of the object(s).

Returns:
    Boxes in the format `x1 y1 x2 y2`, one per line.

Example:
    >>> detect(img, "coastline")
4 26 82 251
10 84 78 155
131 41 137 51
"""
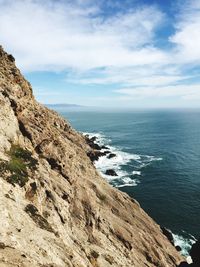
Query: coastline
0 45 197 267
83 131 196 258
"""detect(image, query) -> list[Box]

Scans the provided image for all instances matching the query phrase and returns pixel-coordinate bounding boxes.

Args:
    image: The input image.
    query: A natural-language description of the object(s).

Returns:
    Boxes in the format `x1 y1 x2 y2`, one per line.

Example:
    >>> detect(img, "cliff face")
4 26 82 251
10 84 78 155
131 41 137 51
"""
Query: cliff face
0 46 183 267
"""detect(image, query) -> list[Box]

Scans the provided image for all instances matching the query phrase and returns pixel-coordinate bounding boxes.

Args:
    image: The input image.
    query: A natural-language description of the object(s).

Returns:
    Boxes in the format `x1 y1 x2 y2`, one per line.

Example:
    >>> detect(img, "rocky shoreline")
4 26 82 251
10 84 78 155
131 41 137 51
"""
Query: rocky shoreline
84 134 200 266
85 134 118 175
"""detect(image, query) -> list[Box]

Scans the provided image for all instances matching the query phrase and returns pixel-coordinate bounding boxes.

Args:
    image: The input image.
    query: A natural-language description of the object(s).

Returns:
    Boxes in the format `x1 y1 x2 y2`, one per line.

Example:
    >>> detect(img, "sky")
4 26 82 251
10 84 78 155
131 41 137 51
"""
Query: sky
0 0 200 108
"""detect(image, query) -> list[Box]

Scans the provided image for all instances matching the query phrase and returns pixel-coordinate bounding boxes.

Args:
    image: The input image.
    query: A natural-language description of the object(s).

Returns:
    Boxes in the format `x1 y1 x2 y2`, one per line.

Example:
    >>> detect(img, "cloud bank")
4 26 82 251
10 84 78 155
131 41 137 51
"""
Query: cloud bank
0 0 165 71
0 0 200 106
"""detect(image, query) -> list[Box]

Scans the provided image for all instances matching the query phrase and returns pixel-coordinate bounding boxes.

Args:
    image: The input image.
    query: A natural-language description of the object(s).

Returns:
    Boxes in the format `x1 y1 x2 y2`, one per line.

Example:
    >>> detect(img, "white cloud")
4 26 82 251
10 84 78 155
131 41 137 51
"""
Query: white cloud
0 0 200 107
71 68 185 87
170 0 200 64
116 84 200 100
0 0 165 71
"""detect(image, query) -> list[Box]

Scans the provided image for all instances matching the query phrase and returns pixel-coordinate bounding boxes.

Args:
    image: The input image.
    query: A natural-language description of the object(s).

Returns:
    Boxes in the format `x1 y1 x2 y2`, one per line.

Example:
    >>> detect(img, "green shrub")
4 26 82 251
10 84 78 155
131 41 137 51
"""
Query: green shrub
0 145 38 187
8 145 38 170
7 157 26 174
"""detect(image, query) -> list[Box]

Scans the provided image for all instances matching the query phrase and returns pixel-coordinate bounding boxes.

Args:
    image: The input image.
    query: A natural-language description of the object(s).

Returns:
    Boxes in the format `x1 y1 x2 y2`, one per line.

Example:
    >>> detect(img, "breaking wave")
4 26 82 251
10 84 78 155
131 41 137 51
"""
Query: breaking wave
83 132 162 188
83 131 196 257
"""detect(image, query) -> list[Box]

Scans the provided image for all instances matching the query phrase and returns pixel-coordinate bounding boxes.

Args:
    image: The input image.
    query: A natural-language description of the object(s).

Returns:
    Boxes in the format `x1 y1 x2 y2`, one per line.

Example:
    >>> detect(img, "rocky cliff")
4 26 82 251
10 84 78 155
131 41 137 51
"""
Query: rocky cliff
0 46 183 267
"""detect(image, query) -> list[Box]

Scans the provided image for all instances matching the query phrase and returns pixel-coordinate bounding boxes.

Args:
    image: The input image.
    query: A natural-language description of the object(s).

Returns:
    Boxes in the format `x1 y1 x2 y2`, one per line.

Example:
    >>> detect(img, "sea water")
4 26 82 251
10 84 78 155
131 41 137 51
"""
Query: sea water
61 109 200 255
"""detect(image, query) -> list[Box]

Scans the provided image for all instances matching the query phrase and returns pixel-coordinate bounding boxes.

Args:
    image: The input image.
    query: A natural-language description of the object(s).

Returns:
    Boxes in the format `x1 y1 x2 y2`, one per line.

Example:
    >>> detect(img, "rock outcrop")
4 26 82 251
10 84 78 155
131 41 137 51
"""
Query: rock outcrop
105 169 118 176
0 46 184 267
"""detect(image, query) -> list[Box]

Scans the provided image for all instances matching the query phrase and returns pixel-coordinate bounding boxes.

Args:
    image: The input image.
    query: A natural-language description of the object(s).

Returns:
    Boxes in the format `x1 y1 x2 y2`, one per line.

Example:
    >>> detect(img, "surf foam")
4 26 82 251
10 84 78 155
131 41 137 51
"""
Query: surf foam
83 132 162 188
172 232 196 257
84 132 196 256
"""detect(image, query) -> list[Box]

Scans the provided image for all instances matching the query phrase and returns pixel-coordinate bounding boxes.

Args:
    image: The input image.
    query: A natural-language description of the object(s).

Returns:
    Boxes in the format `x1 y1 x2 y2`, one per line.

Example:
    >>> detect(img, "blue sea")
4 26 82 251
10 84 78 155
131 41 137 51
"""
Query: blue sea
60 109 200 255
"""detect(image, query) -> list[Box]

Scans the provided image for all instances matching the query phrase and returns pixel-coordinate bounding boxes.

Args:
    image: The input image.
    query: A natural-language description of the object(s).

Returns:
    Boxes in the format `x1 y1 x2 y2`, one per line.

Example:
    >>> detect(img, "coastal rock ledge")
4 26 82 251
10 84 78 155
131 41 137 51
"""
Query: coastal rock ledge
0 46 183 267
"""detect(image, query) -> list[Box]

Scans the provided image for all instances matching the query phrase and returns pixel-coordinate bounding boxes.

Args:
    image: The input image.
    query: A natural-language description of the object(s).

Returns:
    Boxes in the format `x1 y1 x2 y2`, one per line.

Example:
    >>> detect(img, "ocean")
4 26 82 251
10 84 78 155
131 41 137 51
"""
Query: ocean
60 109 200 255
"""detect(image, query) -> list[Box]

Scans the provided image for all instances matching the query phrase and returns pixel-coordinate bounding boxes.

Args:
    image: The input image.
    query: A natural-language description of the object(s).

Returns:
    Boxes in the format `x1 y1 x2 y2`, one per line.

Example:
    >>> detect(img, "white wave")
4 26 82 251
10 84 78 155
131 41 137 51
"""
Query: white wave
95 149 140 171
84 132 196 260
116 177 139 188
172 232 196 257
83 131 162 188
135 155 163 170
132 171 141 176
94 140 141 187
145 155 163 161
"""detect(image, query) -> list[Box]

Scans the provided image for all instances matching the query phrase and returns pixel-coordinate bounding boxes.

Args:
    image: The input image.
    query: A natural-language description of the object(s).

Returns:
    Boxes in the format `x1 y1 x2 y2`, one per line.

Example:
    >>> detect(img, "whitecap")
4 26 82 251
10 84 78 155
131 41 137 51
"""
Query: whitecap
82 131 162 188
83 132 196 258
145 155 163 161
172 232 196 257
116 177 139 188
132 171 141 176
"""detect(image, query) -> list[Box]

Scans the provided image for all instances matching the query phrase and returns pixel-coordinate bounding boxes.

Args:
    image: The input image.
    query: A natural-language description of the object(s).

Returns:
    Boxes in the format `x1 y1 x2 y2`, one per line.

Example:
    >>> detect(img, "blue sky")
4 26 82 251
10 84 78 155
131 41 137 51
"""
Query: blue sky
0 0 200 108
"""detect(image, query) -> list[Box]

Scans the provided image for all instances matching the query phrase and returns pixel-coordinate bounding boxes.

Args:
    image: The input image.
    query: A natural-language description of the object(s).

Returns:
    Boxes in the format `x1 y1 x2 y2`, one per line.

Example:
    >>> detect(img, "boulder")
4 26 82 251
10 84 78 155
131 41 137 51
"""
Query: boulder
101 145 109 150
85 136 102 150
176 246 182 252
105 169 118 176
87 151 106 162
90 136 97 142
107 153 117 159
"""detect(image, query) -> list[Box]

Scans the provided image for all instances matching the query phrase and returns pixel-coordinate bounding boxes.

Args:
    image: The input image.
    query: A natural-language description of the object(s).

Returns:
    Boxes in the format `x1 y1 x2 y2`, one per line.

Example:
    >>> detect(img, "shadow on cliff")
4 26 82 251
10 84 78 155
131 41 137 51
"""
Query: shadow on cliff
178 239 200 267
